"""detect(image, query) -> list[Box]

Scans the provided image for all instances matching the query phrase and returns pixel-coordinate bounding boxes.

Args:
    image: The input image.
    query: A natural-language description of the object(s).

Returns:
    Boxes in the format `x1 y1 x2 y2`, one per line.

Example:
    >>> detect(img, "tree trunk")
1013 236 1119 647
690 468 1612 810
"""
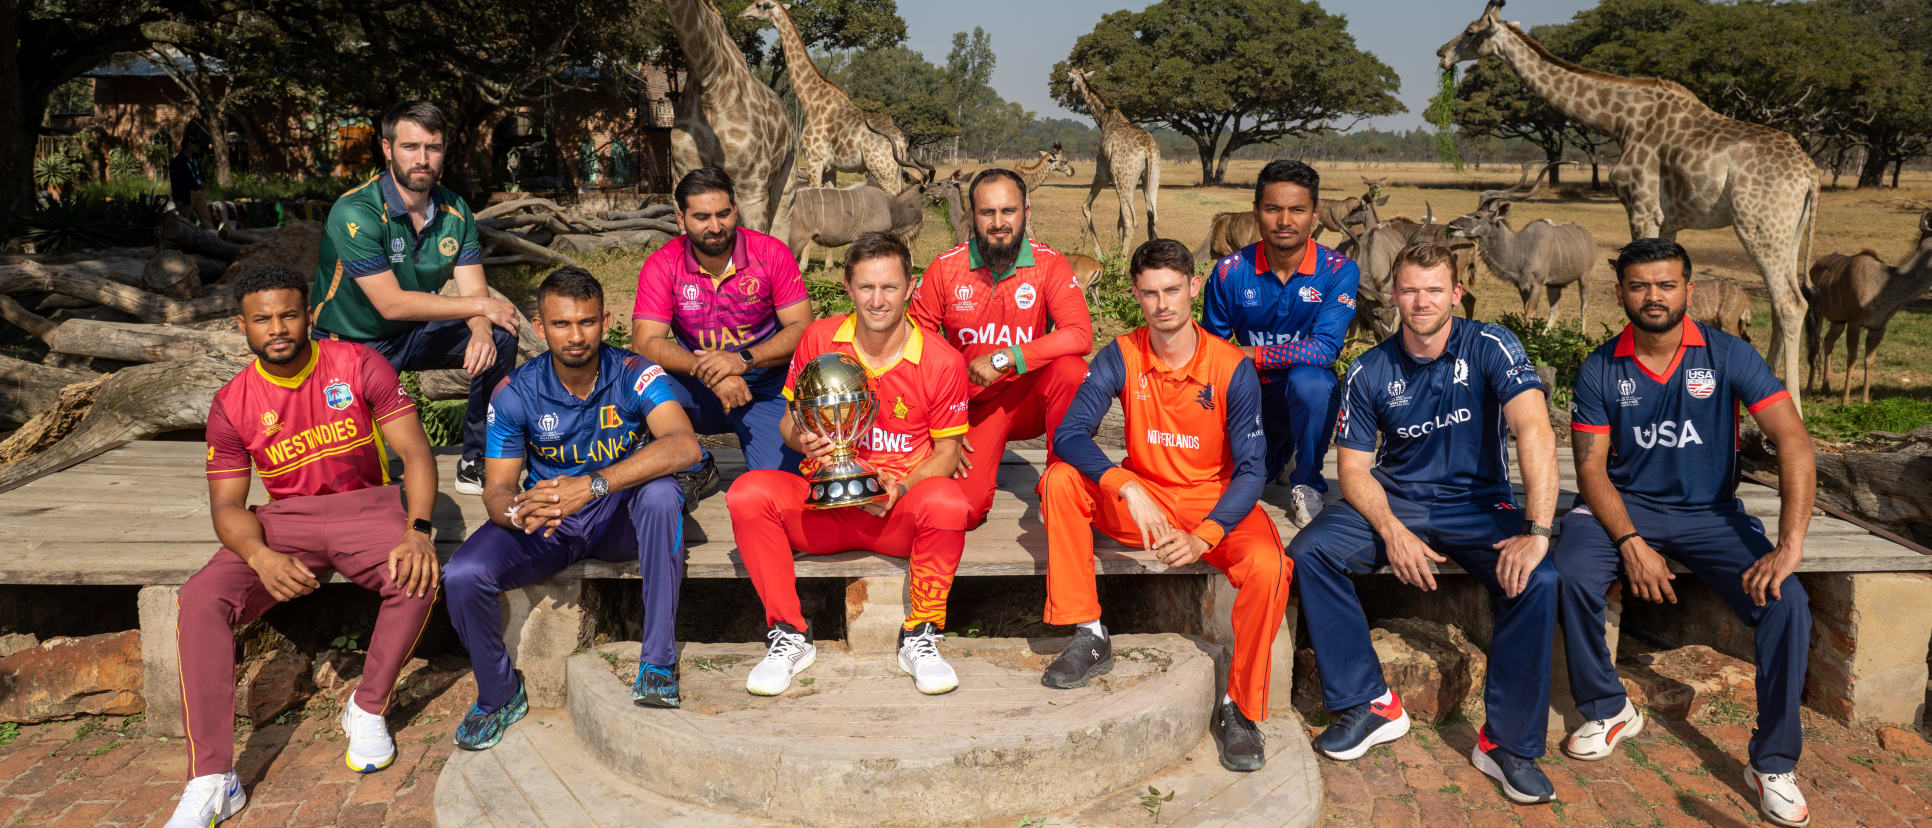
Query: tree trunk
48 319 249 364
1543 145 1564 187
0 355 94 425
0 0 29 229
209 97 233 189
0 353 248 489
1193 138 1218 187
155 214 243 260
1891 158 1903 188
0 262 234 324
1856 149 1890 188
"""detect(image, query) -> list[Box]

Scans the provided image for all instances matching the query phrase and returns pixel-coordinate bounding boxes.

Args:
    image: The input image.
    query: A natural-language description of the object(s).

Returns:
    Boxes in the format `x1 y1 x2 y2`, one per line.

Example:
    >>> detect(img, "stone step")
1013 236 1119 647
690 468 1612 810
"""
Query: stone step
567 635 1217 827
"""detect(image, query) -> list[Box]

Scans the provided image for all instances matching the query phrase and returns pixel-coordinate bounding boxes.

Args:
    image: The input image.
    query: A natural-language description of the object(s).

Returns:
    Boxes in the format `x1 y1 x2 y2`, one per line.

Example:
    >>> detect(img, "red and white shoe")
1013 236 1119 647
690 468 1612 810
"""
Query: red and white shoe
1748 768 1809 827
1564 698 1644 761
1313 689 1411 761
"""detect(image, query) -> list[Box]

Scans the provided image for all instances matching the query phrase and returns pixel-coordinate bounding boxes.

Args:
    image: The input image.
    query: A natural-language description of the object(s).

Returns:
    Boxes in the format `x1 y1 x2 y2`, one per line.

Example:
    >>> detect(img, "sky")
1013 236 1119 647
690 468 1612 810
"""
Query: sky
896 0 1598 133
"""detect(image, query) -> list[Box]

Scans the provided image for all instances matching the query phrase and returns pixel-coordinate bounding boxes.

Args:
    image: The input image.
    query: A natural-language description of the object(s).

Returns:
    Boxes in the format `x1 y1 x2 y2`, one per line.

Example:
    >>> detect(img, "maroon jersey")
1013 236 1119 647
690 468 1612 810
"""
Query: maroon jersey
205 339 416 499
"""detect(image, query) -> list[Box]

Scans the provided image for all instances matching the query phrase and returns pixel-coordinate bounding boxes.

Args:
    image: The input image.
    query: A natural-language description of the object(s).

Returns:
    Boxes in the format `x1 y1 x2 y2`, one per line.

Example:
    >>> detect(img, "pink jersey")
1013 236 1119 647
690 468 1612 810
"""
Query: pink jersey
205 339 416 500
631 227 808 353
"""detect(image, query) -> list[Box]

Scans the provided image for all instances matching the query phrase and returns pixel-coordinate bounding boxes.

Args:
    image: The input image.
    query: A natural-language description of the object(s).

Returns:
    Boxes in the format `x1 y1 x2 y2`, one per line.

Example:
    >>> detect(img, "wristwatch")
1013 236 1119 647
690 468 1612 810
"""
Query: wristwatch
738 348 756 367
411 518 434 537
1524 521 1554 538
588 472 610 500
989 350 1012 372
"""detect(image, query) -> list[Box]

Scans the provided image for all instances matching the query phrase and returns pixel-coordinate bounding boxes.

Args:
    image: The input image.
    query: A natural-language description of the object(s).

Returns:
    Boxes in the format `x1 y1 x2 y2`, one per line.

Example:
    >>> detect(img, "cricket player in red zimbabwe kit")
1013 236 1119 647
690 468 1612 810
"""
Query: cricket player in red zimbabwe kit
910 168 1091 524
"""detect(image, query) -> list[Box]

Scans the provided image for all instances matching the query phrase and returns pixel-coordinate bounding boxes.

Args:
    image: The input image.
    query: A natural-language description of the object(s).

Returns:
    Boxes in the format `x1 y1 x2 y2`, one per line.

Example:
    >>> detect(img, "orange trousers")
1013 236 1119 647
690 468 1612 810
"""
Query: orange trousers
1038 461 1292 721
957 355 1087 525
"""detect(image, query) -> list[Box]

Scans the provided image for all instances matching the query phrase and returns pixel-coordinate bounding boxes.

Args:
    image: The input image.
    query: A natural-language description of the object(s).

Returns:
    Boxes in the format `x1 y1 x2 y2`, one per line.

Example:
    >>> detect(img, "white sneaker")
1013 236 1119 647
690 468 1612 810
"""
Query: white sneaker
1290 485 1324 528
746 622 816 696
341 692 397 773
897 622 958 695
163 772 245 828
1748 768 1810 827
1564 698 1644 761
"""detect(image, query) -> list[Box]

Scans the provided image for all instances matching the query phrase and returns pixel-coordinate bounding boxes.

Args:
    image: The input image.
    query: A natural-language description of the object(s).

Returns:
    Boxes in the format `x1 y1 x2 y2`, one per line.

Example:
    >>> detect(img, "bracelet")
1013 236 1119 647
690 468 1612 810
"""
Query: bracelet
1008 345 1026 375
505 503 523 526
1613 532 1641 550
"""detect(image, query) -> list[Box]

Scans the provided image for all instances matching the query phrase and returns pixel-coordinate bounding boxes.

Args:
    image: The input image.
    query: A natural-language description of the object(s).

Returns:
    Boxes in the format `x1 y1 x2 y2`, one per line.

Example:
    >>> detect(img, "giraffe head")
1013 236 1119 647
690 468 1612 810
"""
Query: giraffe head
1437 0 1510 70
1047 143 1075 178
1067 66 1092 96
736 0 789 24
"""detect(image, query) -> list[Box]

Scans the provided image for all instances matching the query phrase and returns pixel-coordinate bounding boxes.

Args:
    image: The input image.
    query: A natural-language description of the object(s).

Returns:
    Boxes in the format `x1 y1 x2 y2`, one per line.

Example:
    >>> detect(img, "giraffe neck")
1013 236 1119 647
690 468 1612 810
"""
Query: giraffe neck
764 6 836 107
1079 84 1123 136
1488 24 1643 139
665 0 743 87
1877 241 1932 318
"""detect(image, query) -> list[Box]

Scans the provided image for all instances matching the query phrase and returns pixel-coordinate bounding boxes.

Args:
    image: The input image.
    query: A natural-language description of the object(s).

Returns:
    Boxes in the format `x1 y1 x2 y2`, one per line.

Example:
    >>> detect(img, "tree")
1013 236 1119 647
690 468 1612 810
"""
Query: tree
1048 0 1401 185
823 46 958 152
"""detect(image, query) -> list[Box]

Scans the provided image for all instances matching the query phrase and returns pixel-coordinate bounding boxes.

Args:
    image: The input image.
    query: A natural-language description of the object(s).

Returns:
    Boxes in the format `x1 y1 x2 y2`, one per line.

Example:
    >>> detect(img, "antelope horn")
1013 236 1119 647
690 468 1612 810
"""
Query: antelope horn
1410 203 1435 244
1519 160 1571 200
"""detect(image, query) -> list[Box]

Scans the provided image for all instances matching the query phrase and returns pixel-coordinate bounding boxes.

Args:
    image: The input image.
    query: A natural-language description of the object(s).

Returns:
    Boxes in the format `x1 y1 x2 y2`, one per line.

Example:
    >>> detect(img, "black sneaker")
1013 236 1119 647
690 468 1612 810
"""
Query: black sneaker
1041 627 1112 689
1212 698 1266 772
1312 691 1411 761
675 454 721 514
631 662 680 709
1471 727 1555 804
454 456 485 495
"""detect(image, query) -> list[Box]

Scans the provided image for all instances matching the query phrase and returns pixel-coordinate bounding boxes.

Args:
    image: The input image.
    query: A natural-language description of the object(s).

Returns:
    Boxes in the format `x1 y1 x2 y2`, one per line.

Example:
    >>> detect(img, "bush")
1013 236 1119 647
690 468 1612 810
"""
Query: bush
1491 312 1606 402
106 148 144 182
398 371 466 447
1803 397 1932 444
12 194 169 251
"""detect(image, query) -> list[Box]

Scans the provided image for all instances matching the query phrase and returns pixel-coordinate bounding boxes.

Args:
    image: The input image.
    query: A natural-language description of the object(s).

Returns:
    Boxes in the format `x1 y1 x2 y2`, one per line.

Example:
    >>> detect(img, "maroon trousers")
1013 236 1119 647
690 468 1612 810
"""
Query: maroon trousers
176 485 436 778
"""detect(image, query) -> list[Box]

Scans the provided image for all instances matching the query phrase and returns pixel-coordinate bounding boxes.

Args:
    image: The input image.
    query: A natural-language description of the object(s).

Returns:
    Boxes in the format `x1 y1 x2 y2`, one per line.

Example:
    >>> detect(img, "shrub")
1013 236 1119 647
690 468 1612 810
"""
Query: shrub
1491 312 1606 402
12 194 168 251
1803 397 1932 444
106 148 144 182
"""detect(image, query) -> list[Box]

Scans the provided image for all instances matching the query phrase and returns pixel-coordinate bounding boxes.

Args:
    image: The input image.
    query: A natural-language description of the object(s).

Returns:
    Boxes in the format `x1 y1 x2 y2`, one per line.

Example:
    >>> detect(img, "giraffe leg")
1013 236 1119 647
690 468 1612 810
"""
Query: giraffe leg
1862 326 1884 404
1143 158 1160 243
1082 171 1108 261
1115 178 1137 259
1732 219 1807 409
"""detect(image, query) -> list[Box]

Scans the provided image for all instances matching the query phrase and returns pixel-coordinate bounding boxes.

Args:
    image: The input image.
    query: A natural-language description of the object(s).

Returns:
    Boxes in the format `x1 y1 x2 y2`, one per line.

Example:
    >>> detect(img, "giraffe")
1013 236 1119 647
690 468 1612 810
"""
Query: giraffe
1067 66 1161 260
662 0 796 236
738 0 928 195
1439 0 1820 409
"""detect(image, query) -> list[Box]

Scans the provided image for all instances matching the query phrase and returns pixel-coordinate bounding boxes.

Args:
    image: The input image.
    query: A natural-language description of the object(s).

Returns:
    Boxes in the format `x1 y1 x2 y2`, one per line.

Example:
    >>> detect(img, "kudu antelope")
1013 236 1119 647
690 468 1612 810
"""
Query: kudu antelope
1804 210 1932 403
1341 200 1436 340
1444 162 1596 327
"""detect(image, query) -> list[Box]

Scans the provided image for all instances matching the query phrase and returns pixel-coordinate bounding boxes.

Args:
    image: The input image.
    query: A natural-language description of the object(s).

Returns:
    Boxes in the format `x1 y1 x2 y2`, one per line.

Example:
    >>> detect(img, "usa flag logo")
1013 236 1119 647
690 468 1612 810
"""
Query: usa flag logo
1685 368 1716 399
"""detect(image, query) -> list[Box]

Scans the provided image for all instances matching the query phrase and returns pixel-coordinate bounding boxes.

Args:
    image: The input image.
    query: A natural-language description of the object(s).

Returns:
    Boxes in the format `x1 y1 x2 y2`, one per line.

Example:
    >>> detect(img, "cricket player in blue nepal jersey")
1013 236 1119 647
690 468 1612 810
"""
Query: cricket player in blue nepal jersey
442 268 702 752
1200 160 1361 528
1556 239 1817 828
1288 241 1562 806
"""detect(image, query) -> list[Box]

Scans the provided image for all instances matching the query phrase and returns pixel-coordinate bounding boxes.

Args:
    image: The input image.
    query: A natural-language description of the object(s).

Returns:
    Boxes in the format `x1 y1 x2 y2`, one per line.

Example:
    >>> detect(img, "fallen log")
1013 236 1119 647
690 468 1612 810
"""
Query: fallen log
217 225 275 245
603 204 674 222
588 217 680 234
479 255 549 268
477 197 571 221
477 214 551 232
0 376 104 464
479 225 584 269
49 320 250 364
143 250 202 299
0 353 248 489
549 229 670 255
0 262 234 324
0 356 95 425
1743 422 1932 542
155 215 243 260
0 294 55 343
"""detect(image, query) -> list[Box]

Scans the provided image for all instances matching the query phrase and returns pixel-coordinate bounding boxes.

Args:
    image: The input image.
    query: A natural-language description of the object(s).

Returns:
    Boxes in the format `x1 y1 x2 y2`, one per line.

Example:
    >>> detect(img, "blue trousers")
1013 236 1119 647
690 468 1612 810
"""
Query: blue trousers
1289 493 1558 758
444 476 685 711
675 371 801 474
1554 497 1808 773
1262 364 1339 490
314 319 517 465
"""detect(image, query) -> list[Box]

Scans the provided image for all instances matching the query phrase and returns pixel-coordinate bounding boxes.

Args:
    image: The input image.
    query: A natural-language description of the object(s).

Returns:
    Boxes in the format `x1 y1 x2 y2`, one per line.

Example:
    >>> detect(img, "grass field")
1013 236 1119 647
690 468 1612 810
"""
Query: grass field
496 158 1932 445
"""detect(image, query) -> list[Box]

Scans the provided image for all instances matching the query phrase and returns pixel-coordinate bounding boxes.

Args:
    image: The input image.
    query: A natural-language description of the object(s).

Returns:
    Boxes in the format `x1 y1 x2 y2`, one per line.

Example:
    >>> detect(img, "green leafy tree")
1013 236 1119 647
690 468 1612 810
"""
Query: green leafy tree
1049 0 1401 185
822 46 958 152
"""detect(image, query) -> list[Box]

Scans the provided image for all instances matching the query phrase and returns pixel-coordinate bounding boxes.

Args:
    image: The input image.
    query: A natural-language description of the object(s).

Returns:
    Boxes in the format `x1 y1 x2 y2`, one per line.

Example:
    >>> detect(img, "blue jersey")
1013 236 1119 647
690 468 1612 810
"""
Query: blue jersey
1199 241 1360 382
1335 318 1543 504
1570 322 1787 509
484 346 688 488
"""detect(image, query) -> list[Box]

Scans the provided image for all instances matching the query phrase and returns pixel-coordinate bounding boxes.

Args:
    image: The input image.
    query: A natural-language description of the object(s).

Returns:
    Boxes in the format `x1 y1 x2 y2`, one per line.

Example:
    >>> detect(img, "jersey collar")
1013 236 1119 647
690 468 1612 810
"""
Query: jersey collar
681 230 748 280
534 345 622 403
832 314 926 374
254 340 320 389
1614 320 1707 383
1252 241 1319 279
967 236 1036 281
1137 321 1213 384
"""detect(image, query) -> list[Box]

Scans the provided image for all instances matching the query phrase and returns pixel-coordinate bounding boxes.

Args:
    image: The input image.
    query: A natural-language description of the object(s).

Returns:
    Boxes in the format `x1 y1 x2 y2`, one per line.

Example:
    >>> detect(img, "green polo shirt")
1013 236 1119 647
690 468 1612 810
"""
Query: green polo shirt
312 171 483 340
968 235 1036 281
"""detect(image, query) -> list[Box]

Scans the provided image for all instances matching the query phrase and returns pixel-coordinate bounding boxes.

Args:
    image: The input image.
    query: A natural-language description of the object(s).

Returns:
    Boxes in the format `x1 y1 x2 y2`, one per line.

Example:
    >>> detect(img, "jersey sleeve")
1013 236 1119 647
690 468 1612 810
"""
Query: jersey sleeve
619 356 685 422
204 398 253 480
1569 354 1611 435
631 250 676 324
1334 358 1382 452
1477 323 1544 407
1728 336 1790 413
1015 255 1094 371
768 245 808 312
926 351 970 440
324 199 392 279
357 346 418 424
780 325 820 402
1199 257 1238 341
1054 342 1127 487
1260 259 1359 369
483 379 527 460
1195 359 1267 546
452 199 483 267
908 264 944 334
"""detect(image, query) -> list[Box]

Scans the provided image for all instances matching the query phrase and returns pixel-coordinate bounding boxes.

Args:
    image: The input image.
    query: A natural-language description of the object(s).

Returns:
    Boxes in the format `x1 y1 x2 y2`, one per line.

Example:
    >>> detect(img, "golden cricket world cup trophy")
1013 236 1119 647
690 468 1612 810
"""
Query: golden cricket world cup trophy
792 352 890 509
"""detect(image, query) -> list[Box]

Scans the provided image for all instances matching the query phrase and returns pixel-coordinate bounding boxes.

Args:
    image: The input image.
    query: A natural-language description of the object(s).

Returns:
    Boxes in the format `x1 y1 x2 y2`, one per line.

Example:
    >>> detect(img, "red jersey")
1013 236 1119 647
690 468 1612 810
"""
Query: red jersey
205 339 417 500
783 315 970 479
910 237 1092 404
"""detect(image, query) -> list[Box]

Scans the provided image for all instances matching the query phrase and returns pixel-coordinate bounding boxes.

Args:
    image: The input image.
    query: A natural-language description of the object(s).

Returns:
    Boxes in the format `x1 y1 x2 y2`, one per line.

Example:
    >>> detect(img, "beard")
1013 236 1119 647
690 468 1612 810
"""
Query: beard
975 217 1027 275
251 336 305 365
693 226 735 258
390 159 439 193
1402 309 1452 339
554 344 598 369
1628 301 1687 334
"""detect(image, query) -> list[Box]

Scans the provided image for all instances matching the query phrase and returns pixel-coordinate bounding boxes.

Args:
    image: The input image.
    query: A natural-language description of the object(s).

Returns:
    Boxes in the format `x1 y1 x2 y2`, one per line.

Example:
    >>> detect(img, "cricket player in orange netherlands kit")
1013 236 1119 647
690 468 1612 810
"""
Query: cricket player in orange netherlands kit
726 232 974 699
910 168 1091 524
1039 239 1291 773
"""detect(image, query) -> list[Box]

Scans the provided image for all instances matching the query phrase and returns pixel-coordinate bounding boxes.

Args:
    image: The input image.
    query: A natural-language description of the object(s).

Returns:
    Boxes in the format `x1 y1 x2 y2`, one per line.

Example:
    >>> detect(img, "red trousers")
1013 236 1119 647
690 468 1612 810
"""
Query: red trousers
176 485 436 778
726 471 968 631
959 355 1086 524
1038 461 1292 721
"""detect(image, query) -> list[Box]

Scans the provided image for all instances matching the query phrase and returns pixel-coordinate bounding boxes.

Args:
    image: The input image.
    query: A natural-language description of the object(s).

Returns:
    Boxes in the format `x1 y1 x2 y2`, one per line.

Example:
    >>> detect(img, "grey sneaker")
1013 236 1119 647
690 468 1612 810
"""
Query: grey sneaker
1289 484 1323 528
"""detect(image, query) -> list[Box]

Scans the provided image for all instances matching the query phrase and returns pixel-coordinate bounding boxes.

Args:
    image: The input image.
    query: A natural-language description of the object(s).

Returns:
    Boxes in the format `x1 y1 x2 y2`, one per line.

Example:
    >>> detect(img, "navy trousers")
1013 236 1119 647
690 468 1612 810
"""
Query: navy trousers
315 319 517 465
1553 497 1809 773
1262 364 1340 490
444 476 685 712
675 370 802 474
1289 492 1558 758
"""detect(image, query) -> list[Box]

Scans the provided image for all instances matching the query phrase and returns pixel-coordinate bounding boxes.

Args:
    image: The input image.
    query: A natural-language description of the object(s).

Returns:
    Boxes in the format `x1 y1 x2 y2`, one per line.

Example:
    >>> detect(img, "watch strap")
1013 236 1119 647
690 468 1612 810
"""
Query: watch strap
1523 521 1553 538
589 471 610 499
411 518 434 536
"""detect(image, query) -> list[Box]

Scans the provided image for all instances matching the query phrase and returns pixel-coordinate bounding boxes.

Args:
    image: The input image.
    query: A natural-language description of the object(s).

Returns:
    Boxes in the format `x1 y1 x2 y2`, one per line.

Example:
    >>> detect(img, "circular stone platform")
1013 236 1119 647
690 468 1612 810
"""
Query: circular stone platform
568 634 1216 828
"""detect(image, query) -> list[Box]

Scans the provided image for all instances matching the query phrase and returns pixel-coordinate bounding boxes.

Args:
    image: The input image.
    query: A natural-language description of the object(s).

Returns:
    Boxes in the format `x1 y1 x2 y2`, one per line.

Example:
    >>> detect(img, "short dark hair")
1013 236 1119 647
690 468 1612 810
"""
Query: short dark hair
1392 241 1461 286
233 264 310 305
675 167 736 211
1129 238 1194 282
968 167 1028 210
1614 238 1692 282
380 100 447 142
1255 159 1320 205
844 232 913 282
536 266 604 308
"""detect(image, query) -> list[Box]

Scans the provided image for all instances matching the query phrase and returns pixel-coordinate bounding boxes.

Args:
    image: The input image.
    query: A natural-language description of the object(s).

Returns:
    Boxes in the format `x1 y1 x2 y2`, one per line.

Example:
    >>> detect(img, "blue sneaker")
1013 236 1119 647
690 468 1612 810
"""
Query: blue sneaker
1471 727 1555 804
454 673 529 751
1312 690 1411 761
632 662 680 709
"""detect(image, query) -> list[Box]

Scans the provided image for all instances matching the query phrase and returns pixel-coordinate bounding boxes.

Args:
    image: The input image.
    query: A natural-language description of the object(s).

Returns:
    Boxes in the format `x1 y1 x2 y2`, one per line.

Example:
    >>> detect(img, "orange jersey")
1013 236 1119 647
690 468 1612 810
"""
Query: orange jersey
205 339 417 499
783 315 970 479
910 237 1092 403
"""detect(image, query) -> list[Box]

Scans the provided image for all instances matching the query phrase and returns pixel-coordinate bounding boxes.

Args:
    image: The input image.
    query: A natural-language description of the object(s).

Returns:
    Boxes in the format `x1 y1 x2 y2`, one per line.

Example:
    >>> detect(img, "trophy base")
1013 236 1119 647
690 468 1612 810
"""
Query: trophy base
805 471 890 509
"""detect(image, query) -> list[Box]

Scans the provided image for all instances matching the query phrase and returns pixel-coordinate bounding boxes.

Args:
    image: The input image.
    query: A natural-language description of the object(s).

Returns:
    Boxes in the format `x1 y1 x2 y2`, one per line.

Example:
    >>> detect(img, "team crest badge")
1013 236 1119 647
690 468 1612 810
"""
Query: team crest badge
324 380 354 410
1618 377 1637 397
1196 384 1215 410
1685 368 1716 399
740 276 760 296
681 283 700 301
1387 378 1406 397
1453 358 1469 386
260 410 282 436
600 405 623 429
1241 287 1258 306
439 237 458 256
892 396 909 419
1298 286 1323 303
1015 283 1037 310
1338 293 1356 309
391 237 405 254
536 412 561 440
955 284 973 301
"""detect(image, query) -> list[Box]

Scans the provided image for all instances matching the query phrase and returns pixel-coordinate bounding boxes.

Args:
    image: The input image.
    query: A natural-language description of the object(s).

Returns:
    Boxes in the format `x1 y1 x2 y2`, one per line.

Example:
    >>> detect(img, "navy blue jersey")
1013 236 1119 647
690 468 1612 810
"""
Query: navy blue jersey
1199 241 1360 383
484 346 689 488
1335 318 1543 504
1570 322 1788 509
